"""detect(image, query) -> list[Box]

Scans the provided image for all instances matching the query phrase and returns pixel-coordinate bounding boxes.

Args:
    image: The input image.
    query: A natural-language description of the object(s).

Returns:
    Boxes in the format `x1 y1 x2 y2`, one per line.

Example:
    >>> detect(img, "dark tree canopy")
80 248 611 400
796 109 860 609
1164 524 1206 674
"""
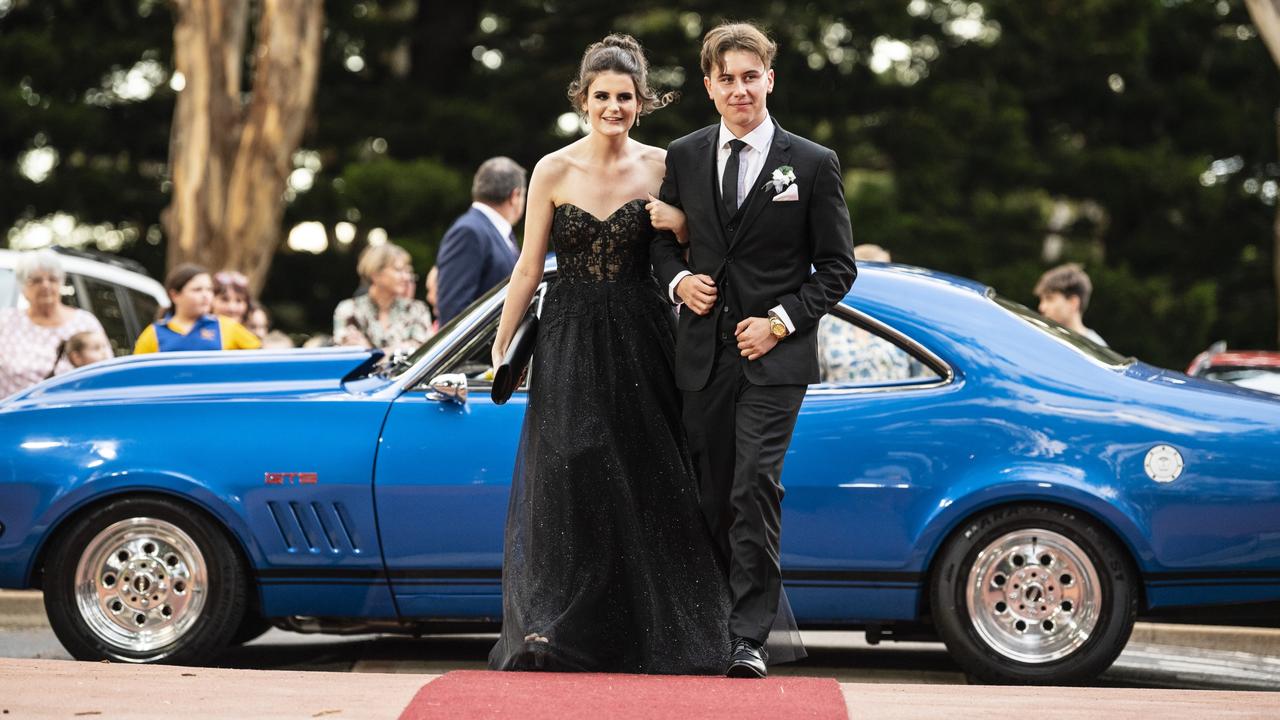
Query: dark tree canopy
3 0 1277 368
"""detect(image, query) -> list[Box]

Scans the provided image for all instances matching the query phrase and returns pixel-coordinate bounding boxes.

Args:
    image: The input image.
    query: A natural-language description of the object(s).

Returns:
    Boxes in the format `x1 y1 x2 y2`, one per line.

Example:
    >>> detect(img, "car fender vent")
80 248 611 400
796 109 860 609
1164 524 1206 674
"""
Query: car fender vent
267 501 362 554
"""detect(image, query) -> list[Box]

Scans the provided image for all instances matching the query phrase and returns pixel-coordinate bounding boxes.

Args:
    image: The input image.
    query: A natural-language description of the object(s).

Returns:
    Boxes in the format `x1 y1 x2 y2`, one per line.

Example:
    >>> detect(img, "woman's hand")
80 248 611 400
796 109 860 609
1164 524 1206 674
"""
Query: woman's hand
338 327 371 347
646 195 689 245
491 339 508 371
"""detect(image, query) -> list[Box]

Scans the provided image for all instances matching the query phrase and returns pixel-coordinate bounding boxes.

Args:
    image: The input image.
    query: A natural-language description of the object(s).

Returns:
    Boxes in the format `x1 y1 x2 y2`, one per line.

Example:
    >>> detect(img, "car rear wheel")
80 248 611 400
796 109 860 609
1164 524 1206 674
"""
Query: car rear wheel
44 496 248 663
930 504 1137 684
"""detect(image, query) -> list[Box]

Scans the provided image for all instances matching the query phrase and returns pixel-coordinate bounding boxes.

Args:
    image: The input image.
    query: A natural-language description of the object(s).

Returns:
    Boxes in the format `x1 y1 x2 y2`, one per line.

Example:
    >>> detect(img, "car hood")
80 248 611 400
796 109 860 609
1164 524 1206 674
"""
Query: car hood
1 348 386 409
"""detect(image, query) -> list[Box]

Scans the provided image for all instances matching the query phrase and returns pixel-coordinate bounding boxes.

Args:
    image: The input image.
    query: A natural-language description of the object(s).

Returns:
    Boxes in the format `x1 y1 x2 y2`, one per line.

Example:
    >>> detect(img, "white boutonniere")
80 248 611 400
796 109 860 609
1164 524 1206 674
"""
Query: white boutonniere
765 165 796 193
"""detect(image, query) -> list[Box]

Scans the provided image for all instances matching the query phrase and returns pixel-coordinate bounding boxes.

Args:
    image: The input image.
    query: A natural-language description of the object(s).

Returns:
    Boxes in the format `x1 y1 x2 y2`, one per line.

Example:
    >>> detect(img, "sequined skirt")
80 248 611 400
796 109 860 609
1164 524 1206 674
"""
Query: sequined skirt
488 278 732 674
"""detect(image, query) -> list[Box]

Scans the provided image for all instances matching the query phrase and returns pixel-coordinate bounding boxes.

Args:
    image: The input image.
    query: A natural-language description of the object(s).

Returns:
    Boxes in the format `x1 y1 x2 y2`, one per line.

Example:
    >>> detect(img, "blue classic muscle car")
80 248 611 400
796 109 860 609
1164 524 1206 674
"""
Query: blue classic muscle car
2 262 1277 684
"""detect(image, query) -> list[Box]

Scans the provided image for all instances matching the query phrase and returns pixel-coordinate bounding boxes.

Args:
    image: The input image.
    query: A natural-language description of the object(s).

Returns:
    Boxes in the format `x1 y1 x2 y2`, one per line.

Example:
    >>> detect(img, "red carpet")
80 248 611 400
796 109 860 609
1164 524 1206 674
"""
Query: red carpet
399 670 846 719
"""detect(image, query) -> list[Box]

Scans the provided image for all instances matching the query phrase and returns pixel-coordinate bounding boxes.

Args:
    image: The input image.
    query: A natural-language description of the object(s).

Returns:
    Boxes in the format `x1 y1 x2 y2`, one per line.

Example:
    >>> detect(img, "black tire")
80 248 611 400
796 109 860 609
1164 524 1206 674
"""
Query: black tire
930 504 1138 685
43 495 248 664
230 609 275 646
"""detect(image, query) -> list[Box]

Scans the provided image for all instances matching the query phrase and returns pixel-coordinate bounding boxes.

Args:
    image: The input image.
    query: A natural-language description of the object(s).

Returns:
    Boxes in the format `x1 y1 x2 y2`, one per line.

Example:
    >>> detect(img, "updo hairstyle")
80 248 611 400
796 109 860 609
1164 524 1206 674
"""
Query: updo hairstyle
566 34 675 117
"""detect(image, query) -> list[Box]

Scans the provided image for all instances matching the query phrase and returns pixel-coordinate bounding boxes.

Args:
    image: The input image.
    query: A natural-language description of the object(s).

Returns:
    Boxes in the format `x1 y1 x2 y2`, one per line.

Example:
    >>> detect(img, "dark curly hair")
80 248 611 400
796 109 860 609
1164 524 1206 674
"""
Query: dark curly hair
566 34 675 118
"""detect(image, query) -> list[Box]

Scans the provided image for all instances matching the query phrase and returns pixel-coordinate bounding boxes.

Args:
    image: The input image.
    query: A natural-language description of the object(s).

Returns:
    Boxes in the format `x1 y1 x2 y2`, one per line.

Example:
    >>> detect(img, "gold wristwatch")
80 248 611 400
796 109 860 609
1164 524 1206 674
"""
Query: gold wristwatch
768 312 789 339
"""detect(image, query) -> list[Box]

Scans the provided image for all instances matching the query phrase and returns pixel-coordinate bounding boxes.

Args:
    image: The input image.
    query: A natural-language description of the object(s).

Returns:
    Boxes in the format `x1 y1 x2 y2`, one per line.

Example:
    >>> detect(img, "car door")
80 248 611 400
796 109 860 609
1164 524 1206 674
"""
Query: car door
781 305 965 624
373 287 543 620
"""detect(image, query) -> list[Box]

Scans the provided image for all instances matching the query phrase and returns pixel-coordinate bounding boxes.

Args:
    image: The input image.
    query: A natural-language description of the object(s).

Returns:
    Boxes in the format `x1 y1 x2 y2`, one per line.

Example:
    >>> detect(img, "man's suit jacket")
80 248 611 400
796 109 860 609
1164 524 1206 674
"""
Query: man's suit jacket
436 206 520 324
652 118 856 391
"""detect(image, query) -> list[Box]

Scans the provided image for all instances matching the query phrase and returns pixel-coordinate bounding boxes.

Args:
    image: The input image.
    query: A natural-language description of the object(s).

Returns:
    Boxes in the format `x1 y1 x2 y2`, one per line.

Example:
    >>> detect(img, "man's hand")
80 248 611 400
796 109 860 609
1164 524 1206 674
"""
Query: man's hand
676 274 718 316
735 317 778 361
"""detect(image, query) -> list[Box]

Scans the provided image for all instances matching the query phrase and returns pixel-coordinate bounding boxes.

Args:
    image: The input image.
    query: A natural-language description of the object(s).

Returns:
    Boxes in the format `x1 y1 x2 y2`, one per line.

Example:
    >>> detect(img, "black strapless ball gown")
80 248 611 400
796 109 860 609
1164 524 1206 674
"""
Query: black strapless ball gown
488 199 732 674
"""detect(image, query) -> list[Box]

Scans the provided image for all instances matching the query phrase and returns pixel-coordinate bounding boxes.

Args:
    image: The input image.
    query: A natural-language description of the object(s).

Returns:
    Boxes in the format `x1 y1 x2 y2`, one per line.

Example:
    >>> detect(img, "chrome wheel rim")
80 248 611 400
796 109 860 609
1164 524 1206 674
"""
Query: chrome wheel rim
74 517 207 654
965 527 1102 664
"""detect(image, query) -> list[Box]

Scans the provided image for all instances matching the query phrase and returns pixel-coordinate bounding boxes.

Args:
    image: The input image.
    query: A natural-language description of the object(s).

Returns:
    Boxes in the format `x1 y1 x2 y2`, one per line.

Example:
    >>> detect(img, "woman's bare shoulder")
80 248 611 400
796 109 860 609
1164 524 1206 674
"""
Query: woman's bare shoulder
633 141 667 165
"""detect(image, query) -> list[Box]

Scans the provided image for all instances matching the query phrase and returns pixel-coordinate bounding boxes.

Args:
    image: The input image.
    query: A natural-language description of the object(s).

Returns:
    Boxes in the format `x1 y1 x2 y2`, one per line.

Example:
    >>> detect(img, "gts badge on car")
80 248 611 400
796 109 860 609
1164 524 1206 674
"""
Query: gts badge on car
264 472 318 485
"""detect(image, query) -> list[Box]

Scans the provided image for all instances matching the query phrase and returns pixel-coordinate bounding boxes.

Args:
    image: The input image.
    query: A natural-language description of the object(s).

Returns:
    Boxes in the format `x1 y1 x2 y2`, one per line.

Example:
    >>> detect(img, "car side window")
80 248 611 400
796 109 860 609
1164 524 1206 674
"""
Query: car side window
419 286 545 395
0 268 14 307
816 310 941 388
127 288 161 328
77 275 131 356
437 318 502 390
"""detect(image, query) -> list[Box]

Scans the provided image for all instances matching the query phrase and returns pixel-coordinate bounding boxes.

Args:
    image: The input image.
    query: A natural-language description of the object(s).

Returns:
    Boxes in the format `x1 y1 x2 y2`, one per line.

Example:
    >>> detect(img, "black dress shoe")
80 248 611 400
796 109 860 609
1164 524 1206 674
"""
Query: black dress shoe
726 636 768 678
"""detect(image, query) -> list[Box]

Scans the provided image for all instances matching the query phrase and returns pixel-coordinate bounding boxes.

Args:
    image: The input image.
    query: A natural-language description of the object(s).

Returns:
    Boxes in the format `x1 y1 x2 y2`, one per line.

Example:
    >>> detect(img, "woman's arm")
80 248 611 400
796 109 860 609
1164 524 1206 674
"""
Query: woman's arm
491 155 558 368
646 193 688 245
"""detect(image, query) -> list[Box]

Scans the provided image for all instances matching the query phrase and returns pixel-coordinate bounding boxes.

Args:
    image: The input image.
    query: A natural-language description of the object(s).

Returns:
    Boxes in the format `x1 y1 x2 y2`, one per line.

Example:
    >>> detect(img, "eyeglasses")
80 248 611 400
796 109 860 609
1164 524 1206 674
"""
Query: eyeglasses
214 271 249 289
24 273 64 286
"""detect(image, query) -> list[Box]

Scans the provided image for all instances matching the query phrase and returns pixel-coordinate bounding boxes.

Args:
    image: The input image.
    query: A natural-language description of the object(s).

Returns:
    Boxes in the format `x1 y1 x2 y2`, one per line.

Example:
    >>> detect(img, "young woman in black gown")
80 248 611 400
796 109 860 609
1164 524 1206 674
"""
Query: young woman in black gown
487 35 732 675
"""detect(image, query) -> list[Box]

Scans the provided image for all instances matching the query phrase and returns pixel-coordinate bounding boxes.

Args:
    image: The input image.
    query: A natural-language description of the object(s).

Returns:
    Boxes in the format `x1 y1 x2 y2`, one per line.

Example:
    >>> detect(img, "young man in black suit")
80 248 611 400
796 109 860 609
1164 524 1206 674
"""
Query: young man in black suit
651 22 857 678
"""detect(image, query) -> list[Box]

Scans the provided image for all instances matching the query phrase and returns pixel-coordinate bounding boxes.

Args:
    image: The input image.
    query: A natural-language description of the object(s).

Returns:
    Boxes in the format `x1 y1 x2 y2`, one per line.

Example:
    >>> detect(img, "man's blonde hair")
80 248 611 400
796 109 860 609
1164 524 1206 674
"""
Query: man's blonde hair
700 22 777 77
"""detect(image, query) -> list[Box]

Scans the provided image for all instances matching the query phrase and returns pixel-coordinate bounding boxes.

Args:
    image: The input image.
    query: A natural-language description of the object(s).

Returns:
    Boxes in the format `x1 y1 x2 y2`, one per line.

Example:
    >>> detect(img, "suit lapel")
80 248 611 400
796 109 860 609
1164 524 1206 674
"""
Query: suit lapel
693 126 731 248
730 118 792 249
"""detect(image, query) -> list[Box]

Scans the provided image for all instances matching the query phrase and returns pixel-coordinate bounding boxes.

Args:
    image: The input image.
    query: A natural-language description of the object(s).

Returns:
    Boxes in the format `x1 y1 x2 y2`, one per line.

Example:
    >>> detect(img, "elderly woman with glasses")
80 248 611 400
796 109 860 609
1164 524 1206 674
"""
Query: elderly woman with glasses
0 249 113 397
333 243 433 355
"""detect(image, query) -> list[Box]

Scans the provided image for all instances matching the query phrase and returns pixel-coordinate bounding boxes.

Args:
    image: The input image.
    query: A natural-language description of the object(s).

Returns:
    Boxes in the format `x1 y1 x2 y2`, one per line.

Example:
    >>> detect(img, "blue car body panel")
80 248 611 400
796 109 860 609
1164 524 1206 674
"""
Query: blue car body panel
2 264 1278 628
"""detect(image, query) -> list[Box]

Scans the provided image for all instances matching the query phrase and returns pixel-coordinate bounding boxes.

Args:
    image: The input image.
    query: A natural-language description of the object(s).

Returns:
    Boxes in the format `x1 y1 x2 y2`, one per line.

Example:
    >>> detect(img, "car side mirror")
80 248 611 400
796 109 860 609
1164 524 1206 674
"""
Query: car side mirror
427 373 468 405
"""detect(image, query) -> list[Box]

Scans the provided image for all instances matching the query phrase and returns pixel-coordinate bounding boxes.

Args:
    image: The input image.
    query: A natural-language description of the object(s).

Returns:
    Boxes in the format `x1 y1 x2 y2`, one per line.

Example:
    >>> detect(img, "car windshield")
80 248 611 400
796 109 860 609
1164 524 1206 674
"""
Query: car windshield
382 277 512 377
1201 367 1280 396
992 293 1133 367
0 268 14 307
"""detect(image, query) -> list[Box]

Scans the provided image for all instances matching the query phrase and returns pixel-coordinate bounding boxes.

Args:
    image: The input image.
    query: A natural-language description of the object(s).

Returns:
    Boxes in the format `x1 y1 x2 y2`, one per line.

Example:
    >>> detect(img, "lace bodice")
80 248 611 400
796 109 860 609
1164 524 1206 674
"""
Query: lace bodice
551 200 652 283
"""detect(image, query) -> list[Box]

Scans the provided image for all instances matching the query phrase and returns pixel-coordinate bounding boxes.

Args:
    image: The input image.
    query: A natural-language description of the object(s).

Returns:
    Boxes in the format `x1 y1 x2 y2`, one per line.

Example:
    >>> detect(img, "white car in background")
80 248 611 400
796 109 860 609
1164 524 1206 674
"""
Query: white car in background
0 248 169 355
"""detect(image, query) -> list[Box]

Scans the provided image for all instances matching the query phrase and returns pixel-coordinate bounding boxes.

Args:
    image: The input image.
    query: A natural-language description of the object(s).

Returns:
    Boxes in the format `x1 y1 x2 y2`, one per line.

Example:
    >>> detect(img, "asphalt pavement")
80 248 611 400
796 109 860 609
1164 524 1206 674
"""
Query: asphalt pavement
3 589 1279 691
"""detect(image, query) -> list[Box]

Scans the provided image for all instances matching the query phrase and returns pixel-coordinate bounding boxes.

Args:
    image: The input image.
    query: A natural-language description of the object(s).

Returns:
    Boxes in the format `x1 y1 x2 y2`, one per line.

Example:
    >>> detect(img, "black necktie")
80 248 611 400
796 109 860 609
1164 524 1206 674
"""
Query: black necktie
722 139 746 218
507 229 518 252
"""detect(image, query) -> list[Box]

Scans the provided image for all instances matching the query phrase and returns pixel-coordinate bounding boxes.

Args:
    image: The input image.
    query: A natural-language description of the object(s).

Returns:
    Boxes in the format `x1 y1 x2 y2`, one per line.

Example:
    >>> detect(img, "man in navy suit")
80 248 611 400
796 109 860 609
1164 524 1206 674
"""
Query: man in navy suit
436 157 527 324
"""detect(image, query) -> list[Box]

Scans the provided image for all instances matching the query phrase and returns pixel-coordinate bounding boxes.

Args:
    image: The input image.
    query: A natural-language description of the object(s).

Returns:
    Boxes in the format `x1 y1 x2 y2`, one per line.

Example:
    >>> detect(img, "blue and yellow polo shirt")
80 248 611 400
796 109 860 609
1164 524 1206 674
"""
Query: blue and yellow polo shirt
133 314 262 354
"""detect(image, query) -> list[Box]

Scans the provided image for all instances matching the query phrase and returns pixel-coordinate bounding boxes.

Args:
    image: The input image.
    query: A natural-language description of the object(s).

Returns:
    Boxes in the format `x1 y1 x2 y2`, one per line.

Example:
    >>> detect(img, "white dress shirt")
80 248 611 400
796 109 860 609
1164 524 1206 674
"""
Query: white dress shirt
668 113 795 333
472 201 518 252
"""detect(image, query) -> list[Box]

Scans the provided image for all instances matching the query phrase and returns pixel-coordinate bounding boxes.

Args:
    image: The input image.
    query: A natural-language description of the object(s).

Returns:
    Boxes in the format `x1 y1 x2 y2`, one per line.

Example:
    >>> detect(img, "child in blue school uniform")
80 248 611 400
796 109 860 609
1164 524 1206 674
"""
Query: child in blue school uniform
133 264 261 354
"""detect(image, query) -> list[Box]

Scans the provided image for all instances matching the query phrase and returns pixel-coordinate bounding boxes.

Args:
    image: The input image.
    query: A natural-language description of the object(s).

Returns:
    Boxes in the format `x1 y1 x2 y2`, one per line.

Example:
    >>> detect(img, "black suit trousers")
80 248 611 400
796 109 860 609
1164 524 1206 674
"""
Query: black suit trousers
683 342 806 644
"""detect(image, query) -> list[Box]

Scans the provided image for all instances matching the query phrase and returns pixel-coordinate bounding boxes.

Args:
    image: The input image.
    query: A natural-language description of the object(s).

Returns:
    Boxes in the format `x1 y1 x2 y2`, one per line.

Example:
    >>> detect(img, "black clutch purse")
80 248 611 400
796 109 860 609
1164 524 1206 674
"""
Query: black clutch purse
491 302 539 405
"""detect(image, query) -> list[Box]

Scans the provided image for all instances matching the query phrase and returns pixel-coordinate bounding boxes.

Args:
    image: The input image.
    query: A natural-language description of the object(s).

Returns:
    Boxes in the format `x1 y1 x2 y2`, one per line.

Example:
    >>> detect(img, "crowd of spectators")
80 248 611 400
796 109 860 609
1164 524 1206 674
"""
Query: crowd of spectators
0 152 1112 399
133 264 261 354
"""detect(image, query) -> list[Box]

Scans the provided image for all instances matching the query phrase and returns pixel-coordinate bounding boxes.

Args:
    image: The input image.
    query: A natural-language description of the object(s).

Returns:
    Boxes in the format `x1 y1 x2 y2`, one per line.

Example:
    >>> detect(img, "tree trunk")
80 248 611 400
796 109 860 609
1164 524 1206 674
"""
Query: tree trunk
163 0 323 296
223 0 324 293
163 0 248 273
1244 1 1280 347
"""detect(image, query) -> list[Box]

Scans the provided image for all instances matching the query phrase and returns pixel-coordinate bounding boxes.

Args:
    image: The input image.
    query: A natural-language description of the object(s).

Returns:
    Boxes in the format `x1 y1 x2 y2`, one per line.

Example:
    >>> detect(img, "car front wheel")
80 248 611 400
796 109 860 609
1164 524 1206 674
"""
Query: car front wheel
930 504 1138 684
43 496 248 663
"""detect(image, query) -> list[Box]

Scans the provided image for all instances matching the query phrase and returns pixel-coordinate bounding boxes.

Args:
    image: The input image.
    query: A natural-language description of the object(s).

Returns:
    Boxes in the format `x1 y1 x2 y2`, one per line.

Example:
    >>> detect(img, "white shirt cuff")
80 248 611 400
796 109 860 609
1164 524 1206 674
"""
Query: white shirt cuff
669 271 693 305
769 304 795 334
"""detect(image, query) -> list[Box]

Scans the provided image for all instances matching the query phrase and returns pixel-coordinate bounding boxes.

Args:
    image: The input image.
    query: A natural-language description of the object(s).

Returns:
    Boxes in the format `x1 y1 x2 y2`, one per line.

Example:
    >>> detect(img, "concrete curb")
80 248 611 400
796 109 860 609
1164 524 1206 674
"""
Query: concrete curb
3 589 1278 656
1129 622 1280 657
0 590 44 625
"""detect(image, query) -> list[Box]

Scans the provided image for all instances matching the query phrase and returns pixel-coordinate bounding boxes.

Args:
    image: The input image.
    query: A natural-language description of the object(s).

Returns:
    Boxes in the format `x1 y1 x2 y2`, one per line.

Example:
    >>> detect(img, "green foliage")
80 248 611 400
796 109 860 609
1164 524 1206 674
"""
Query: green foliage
2 0 1278 366
341 157 470 264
